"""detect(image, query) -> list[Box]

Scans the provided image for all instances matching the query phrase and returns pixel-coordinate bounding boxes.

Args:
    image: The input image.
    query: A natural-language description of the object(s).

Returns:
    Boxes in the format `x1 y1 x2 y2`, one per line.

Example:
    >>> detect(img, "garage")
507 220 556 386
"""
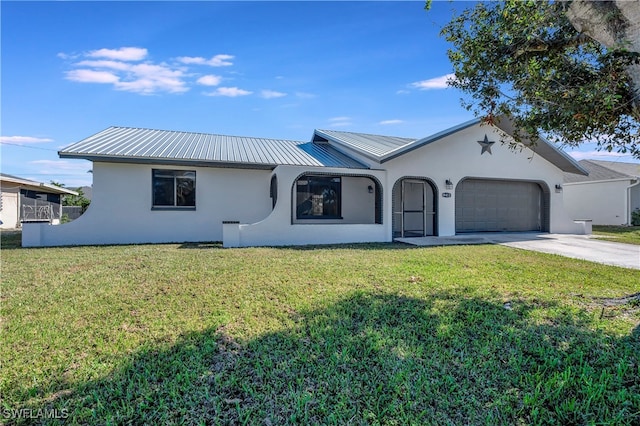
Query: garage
455 178 548 233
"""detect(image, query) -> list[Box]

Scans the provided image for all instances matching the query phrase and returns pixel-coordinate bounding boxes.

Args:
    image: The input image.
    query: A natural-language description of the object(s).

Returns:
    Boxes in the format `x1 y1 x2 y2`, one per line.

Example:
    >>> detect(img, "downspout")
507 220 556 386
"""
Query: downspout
626 178 640 225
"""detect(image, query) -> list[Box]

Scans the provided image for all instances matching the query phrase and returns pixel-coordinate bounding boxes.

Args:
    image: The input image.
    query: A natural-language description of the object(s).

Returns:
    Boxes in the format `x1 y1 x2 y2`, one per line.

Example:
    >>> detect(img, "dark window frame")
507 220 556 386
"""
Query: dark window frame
295 175 342 219
152 169 196 210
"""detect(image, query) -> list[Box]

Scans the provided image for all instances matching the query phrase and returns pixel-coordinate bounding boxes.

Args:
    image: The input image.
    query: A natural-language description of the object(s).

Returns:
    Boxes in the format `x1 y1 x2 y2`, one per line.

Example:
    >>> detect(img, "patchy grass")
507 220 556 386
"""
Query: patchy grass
592 225 640 245
0 230 22 249
1 240 639 425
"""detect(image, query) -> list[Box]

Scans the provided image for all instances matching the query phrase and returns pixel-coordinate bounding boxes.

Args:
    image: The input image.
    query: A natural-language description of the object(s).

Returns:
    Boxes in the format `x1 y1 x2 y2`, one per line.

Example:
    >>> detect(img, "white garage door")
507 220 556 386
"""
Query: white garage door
455 179 544 232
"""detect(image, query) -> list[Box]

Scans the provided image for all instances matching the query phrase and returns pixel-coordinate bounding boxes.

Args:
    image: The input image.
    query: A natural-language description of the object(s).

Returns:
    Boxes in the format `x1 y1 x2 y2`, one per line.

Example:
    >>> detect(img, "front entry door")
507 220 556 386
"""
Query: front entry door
401 180 435 237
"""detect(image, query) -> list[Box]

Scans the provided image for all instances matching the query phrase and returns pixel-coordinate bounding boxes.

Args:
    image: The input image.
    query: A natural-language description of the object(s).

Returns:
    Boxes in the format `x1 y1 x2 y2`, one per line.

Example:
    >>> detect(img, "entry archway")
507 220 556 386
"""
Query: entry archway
392 178 437 238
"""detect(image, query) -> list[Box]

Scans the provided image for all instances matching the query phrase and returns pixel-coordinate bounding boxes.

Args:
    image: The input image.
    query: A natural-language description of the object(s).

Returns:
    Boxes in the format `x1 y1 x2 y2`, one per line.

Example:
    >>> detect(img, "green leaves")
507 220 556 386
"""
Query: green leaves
439 0 640 158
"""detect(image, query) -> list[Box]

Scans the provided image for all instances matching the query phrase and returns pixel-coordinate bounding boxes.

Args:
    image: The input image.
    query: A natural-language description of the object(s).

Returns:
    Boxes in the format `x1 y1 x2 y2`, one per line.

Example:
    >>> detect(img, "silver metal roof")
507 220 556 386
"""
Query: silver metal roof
314 129 415 158
59 127 368 170
315 117 588 175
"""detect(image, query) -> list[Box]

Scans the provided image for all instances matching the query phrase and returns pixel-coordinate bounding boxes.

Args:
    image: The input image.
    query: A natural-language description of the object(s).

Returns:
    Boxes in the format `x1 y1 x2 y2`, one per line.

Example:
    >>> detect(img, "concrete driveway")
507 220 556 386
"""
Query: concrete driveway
396 233 640 270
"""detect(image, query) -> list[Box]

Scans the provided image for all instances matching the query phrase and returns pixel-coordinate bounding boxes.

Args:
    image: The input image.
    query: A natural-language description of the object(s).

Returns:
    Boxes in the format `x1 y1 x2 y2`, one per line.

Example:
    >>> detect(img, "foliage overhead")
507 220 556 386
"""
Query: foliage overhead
435 0 640 158
50 181 91 212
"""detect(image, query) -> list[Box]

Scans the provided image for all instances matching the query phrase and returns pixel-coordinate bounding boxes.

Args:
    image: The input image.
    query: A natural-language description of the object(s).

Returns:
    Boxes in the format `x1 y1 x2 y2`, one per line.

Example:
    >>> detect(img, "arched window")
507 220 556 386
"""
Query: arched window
270 175 278 209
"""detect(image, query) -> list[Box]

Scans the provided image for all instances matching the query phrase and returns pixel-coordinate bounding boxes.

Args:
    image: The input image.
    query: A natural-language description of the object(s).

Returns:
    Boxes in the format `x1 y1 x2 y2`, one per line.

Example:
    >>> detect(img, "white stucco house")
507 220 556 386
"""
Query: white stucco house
563 160 640 225
1 173 78 229
22 117 589 247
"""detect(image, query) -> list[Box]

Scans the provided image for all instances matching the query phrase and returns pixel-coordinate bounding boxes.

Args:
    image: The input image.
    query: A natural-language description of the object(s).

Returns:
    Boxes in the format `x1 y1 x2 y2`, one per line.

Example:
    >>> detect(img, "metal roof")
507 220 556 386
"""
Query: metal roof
314 129 415 158
312 117 587 175
0 173 78 195
564 160 639 183
59 127 368 170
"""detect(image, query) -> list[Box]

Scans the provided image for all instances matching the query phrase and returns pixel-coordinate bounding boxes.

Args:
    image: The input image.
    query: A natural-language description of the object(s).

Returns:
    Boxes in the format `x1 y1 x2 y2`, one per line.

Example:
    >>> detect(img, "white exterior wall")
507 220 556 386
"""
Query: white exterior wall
563 179 634 225
378 124 579 236
630 182 640 216
23 162 272 247
0 185 19 229
226 165 387 247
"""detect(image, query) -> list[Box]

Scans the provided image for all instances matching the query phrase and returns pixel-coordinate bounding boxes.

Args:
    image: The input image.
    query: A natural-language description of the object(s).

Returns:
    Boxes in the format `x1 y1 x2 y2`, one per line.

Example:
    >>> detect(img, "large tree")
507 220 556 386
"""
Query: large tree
436 0 640 158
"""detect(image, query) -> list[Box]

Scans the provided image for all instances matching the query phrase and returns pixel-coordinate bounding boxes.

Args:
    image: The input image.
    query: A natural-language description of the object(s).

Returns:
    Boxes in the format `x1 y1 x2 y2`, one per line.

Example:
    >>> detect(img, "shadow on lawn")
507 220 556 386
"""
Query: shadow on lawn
177 241 420 251
20 293 639 425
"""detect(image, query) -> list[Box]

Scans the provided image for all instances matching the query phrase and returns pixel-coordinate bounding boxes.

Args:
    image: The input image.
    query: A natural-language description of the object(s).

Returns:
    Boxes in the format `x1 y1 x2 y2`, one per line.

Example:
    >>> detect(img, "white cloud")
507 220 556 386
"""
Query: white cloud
65 69 120 84
87 47 148 61
260 90 287 99
204 87 253 97
0 136 54 144
329 116 351 123
379 119 404 125
65 57 188 94
30 159 92 173
295 92 316 99
115 63 188 94
57 52 79 60
197 75 222 86
567 150 636 161
177 54 234 67
410 73 456 90
75 60 132 71
62 48 240 95
328 117 352 127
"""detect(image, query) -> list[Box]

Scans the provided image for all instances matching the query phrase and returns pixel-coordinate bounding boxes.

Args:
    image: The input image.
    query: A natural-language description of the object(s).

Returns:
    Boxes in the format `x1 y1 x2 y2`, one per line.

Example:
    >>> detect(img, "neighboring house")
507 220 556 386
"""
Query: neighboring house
0 173 78 229
23 118 589 247
563 160 640 225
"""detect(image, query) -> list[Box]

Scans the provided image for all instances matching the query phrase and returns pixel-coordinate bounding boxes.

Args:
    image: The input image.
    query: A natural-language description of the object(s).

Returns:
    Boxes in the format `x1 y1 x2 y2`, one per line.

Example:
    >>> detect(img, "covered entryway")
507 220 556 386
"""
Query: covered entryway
455 178 548 233
392 178 437 238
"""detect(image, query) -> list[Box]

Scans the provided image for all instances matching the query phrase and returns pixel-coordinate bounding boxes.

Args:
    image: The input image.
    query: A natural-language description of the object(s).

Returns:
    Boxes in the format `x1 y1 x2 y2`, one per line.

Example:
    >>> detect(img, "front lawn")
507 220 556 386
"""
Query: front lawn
593 225 640 245
1 240 638 425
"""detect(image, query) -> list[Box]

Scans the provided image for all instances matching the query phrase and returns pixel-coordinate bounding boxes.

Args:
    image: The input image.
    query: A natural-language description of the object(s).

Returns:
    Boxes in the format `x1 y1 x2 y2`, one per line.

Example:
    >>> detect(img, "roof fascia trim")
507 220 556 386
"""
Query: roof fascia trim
58 153 278 171
312 129 384 163
379 118 480 163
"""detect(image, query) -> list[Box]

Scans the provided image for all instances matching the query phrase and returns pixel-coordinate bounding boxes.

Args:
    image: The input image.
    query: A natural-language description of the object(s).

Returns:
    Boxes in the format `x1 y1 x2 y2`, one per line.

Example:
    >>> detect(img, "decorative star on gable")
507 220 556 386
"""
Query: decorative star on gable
477 134 495 155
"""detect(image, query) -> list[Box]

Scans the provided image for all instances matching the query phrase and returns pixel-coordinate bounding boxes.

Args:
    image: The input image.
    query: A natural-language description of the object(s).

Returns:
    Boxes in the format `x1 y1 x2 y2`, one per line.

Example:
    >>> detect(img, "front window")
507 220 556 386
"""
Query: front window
152 169 196 208
296 175 341 219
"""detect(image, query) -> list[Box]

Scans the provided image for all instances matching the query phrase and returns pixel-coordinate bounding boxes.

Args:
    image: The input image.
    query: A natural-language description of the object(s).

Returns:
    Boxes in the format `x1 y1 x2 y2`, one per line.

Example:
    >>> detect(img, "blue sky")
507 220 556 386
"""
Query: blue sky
2 1 637 188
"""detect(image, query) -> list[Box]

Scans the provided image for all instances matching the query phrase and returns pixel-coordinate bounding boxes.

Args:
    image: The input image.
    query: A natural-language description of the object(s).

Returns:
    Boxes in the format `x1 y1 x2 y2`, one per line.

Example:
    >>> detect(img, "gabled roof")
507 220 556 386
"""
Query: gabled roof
313 118 588 175
313 129 415 158
0 173 78 195
585 160 640 178
59 127 368 170
564 160 640 183
314 119 479 162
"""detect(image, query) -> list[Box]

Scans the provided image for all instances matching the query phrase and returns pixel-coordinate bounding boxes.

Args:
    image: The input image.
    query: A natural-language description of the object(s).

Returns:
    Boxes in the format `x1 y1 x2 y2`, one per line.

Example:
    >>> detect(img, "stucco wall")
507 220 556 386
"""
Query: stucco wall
378 124 578 235
563 179 633 225
23 162 272 246
228 165 388 247
631 182 640 215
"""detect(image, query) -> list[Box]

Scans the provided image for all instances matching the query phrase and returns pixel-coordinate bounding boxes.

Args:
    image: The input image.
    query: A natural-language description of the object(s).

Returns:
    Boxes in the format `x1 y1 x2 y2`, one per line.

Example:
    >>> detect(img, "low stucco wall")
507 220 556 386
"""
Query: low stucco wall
563 179 632 225
225 165 388 247
23 162 272 247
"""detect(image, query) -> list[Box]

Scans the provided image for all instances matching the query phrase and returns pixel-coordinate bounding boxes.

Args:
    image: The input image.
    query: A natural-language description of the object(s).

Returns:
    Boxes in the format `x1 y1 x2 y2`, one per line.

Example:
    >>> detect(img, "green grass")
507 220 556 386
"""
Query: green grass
1 232 639 425
592 225 640 245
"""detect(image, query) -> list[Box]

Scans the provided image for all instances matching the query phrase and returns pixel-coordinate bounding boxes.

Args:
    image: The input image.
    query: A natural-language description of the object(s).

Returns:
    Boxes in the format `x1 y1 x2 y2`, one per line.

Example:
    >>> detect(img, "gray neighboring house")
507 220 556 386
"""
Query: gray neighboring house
563 160 640 225
0 173 78 229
